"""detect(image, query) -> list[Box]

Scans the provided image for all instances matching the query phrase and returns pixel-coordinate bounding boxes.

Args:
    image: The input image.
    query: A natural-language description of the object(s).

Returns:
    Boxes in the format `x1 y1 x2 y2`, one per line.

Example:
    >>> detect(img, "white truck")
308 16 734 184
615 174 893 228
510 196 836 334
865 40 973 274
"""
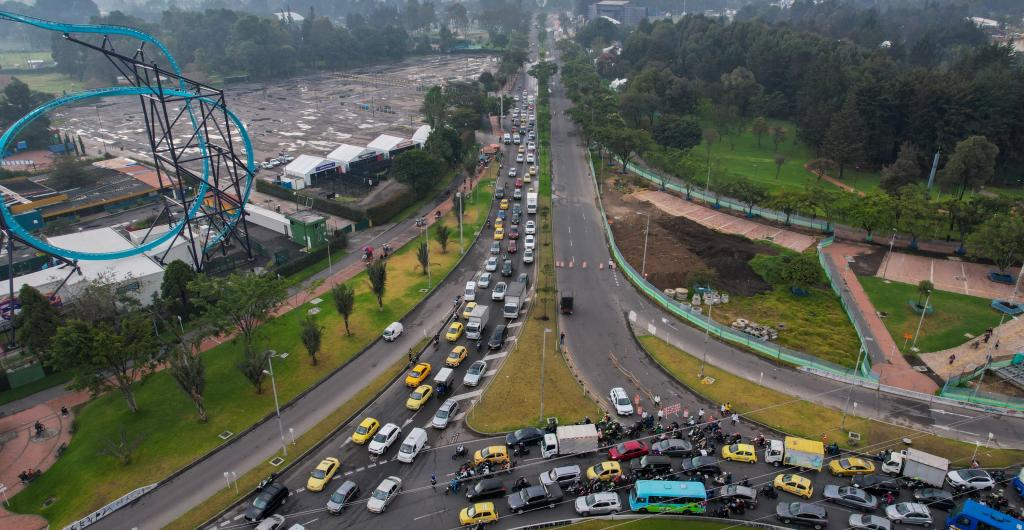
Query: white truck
503 282 526 319
541 424 600 459
526 191 538 214
465 305 490 340
764 437 825 471
880 448 949 487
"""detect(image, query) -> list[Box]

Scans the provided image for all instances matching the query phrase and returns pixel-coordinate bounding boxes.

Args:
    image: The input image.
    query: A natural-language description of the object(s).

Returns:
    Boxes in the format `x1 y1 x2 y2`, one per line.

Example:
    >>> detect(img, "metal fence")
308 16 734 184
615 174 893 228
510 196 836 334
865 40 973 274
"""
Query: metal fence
818 236 875 378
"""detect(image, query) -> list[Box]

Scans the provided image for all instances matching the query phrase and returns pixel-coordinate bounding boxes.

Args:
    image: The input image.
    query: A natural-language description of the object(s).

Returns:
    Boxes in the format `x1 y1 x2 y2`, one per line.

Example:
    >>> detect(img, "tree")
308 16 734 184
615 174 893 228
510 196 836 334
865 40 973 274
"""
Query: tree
847 192 895 242
599 127 653 173
97 426 144 466
822 97 867 179
160 260 197 320
771 126 786 152
416 241 429 275
190 273 287 357
916 280 934 307
721 67 763 116
51 312 161 413
438 24 454 52
773 155 786 179
421 85 448 128
723 178 769 216
766 190 808 226
168 336 208 422
48 154 93 191
949 197 995 253
478 71 496 92
367 259 388 310
968 211 1024 273
652 115 702 152
783 254 824 293
435 224 451 253
750 117 770 148
14 285 59 360
300 316 324 366
390 150 444 198
0 78 52 146
938 135 999 200
808 187 846 233
702 129 720 165
880 143 923 195
712 104 742 150
896 187 938 249
527 61 558 86
330 283 356 336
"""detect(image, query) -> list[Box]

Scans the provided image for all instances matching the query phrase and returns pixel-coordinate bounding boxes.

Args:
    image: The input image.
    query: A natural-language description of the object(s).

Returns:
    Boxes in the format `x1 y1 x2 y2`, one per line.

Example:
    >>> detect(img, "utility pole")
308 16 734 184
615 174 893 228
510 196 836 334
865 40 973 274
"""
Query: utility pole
639 211 651 278
911 289 932 351
841 347 866 431
539 328 552 423
699 303 713 379
881 228 898 279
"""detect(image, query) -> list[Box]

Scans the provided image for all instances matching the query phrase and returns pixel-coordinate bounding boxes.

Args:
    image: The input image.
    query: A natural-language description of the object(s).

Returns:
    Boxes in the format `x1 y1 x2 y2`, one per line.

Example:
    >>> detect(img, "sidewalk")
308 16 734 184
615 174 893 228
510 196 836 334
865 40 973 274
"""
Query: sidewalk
921 316 1024 380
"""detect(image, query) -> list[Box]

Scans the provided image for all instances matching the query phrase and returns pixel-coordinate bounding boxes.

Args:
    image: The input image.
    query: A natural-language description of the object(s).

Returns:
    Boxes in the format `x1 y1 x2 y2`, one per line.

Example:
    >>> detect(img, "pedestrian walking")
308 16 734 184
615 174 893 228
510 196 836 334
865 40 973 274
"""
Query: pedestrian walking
431 472 437 490
657 409 664 422
731 413 739 425
698 408 705 420
641 410 648 422
720 403 726 415
948 354 956 365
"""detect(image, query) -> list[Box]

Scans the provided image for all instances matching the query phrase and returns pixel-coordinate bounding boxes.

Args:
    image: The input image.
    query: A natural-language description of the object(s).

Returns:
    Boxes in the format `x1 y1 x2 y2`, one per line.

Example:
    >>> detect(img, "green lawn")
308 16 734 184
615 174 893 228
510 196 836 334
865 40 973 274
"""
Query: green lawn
645 118 881 194
0 51 52 69
712 287 862 368
859 276 1004 354
639 334 1024 468
1 71 82 96
0 371 72 406
9 177 495 527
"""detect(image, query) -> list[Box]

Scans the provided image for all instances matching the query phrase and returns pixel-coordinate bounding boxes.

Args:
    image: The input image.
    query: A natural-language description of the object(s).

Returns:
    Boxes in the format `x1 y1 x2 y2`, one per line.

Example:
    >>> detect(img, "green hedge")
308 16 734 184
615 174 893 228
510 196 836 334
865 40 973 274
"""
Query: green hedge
254 180 417 227
272 233 349 277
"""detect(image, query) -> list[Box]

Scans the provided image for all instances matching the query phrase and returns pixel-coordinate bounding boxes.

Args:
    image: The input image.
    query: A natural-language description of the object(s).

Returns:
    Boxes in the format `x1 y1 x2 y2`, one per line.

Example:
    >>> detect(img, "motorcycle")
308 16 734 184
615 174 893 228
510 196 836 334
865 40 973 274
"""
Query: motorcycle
257 472 278 491
760 485 779 499
513 477 530 492
452 444 467 460
825 442 841 456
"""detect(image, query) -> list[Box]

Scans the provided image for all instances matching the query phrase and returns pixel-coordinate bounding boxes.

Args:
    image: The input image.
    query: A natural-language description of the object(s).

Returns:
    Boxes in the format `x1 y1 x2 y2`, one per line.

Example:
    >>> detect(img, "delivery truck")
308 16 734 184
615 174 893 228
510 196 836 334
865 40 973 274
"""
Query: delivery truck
503 282 526 319
765 437 825 471
880 448 949 487
541 424 600 459
526 191 538 214
465 305 490 340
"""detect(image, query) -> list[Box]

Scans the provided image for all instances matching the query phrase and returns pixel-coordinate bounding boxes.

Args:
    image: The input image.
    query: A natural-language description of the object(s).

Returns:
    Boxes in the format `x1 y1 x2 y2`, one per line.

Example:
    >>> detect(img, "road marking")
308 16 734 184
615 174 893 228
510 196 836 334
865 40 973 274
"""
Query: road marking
570 239 573 247
340 438 352 448
934 425 980 436
930 408 972 418
367 463 376 468
507 322 523 328
453 412 468 421
403 417 415 427
485 369 498 376
451 389 484 401
414 508 449 521
356 466 365 472
295 487 305 493
220 522 230 527
233 514 244 520
303 519 319 525
344 470 354 476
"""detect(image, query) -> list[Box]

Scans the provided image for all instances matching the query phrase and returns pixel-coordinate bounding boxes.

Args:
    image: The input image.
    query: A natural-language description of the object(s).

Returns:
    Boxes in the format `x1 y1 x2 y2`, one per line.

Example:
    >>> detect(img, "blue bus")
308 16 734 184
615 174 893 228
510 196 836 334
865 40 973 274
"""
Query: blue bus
1014 468 1023 497
628 480 707 514
947 500 1023 530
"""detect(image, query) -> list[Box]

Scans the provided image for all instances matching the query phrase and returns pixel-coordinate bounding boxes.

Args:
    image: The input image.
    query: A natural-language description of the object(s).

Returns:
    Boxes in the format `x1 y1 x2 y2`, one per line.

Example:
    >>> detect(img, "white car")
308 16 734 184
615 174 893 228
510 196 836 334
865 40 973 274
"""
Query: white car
516 153 524 163
367 423 401 456
366 476 402 513
509 166 517 177
575 492 622 516
491 282 507 301
523 248 534 264
478 272 492 289
609 387 633 416
463 360 487 387
524 234 535 251
490 241 501 254
885 502 932 526
526 153 535 164
254 515 286 530
485 257 498 272
525 220 536 234
946 469 995 491
527 141 536 150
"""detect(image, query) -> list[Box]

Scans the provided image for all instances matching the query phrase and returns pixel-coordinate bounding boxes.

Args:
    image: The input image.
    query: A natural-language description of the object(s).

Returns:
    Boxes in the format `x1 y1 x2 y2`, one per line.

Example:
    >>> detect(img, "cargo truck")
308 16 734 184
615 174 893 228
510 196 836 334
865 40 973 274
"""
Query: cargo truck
503 282 526 319
880 448 949 487
541 424 600 459
526 191 538 214
465 305 490 340
765 437 825 471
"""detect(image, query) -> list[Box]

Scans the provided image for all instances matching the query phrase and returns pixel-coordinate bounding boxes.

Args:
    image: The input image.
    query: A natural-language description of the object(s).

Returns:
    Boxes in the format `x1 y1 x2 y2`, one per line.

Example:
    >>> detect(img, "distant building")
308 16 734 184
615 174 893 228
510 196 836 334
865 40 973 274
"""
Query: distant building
273 11 305 23
587 0 648 26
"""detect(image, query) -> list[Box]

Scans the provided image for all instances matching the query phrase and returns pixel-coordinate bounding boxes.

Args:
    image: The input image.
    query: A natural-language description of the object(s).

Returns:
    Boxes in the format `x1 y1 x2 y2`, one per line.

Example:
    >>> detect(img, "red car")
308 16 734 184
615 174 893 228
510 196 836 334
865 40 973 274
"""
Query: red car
608 440 649 461
507 239 518 254
508 227 520 240
514 178 523 189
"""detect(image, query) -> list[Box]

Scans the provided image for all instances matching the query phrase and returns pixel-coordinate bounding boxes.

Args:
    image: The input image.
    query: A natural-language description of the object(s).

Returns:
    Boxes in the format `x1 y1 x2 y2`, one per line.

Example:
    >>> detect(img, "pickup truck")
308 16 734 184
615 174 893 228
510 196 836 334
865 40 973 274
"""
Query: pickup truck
507 483 563 513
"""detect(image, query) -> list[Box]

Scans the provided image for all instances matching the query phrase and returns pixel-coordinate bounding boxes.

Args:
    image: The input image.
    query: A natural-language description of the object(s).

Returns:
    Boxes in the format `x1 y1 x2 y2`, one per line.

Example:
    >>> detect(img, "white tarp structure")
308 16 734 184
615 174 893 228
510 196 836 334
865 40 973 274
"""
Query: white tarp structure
284 154 337 186
412 125 432 147
326 144 378 172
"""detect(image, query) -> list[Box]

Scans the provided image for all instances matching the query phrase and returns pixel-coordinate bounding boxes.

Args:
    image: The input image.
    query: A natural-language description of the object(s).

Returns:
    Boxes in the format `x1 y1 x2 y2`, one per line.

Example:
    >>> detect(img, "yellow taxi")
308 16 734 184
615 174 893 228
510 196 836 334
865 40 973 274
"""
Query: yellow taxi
405 362 432 387
773 474 813 498
460 502 499 526
494 217 504 229
721 443 758 463
351 417 380 445
517 145 525 154
499 199 509 210
406 385 433 410
529 165 537 177
493 227 505 240
446 346 469 367
462 301 478 320
473 445 509 465
828 457 876 477
306 457 340 492
445 322 464 342
586 461 623 482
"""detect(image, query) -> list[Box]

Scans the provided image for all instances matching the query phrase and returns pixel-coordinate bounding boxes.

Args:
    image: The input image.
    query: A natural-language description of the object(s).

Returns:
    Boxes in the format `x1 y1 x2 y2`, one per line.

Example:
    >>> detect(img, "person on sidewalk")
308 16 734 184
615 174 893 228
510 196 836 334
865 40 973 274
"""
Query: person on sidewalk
731 413 739 425
698 408 705 421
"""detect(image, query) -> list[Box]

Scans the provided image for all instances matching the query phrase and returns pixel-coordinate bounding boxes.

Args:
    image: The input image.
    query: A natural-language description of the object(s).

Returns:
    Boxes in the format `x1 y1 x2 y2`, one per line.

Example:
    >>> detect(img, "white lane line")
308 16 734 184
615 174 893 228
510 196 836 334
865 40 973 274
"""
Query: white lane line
453 412 468 421
451 389 484 401
344 470 354 476
934 425 980 436
303 519 319 525
485 369 498 377
929 408 972 418
507 322 523 328
367 463 377 469
220 522 230 527
340 438 352 448
356 466 365 472
233 514 244 520
414 508 449 521
295 487 305 493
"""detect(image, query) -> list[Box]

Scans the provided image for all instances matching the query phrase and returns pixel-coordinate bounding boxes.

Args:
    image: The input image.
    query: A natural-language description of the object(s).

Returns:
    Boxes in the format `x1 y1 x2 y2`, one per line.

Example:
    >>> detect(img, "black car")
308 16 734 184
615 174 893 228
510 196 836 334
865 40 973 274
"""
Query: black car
507 483 563 513
517 273 529 287
776 501 829 529
466 478 508 501
487 325 507 350
630 455 673 478
326 480 359 514
496 186 506 199
651 438 693 458
851 474 902 495
680 455 721 476
245 483 289 522
501 259 514 277
506 427 546 446
715 484 758 508
823 485 878 512
912 487 955 511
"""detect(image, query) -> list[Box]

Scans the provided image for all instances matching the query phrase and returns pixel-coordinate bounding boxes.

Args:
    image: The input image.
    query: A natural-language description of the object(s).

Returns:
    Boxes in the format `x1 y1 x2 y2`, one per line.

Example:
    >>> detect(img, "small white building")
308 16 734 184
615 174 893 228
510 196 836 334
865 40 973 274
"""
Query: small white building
12 227 165 305
367 134 418 160
283 154 338 186
326 144 380 173
412 125 432 148
244 202 292 236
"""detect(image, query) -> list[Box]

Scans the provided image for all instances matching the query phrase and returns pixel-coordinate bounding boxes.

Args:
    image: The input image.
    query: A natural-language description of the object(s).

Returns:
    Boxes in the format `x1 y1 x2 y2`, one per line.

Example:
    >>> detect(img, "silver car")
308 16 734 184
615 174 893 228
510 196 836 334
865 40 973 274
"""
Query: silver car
477 273 492 289
463 360 487 387
574 492 621 516
885 502 932 526
849 514 891 530
366 476 402 513
326 480 359 514
823 485 877 512
432 399 459 429
254 515 286 530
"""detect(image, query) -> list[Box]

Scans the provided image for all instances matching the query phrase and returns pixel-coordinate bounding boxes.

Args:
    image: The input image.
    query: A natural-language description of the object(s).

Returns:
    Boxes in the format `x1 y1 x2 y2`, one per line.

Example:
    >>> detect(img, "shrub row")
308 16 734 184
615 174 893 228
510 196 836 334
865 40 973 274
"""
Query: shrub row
254 179 418 227
271 232 349 277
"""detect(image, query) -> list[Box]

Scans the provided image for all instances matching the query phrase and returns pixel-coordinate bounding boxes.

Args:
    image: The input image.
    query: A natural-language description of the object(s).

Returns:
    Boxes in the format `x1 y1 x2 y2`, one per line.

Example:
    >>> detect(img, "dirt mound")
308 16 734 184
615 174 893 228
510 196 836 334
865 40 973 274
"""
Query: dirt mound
610 212 777 297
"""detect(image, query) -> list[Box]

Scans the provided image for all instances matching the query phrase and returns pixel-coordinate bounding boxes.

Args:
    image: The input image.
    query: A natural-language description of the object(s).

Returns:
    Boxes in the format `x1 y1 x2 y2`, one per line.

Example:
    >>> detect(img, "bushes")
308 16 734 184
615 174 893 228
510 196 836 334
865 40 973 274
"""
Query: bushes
272 233 348 277
751 252 824 292
254 179 416 226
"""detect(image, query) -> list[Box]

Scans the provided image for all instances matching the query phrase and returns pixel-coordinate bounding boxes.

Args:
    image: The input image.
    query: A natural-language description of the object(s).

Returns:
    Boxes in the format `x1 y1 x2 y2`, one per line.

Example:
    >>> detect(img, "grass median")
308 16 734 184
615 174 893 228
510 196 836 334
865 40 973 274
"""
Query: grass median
9 174 496 527
467 80 600 433
638 334 1024 468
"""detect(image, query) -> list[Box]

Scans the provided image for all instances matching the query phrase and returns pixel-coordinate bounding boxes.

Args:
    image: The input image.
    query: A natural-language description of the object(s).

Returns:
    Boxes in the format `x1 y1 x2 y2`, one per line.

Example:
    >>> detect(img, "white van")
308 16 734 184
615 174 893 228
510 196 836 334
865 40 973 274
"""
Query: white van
503 133 511 145
382 322 403 342
464 281 477 302
397 428 427 463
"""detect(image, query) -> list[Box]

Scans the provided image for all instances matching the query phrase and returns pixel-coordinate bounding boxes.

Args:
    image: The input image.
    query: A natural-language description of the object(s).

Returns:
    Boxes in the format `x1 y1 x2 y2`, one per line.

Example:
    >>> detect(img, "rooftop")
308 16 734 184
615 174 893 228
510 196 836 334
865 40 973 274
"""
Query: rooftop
367 134 413 153
326 144 377 164
285 154 333 175
287 210 325 224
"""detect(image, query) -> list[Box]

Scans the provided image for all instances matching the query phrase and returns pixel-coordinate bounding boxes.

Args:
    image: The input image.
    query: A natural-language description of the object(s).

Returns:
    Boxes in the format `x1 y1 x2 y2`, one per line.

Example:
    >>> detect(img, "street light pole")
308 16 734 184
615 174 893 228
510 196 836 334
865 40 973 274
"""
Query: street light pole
911 289 931 351
458 192 464 255
639 211 651 278
263 356 287 457
698 303 713 379
423 225 431 289
327 237 333 275
881 228 898 279
539 328 552 423
841 347 865 431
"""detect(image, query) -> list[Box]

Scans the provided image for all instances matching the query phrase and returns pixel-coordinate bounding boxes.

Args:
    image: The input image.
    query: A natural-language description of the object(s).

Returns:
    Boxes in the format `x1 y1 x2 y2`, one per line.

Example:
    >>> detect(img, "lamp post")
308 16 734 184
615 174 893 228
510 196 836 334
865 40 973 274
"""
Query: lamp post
263 356 287 457
327 236 333 275
422 225 431 289
539 328 552 423
457 192 464 255
910 289 931 351
176 315 184 336
639 211 651 278
881 228 898 279
841 347 866 431
698 303 713 379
